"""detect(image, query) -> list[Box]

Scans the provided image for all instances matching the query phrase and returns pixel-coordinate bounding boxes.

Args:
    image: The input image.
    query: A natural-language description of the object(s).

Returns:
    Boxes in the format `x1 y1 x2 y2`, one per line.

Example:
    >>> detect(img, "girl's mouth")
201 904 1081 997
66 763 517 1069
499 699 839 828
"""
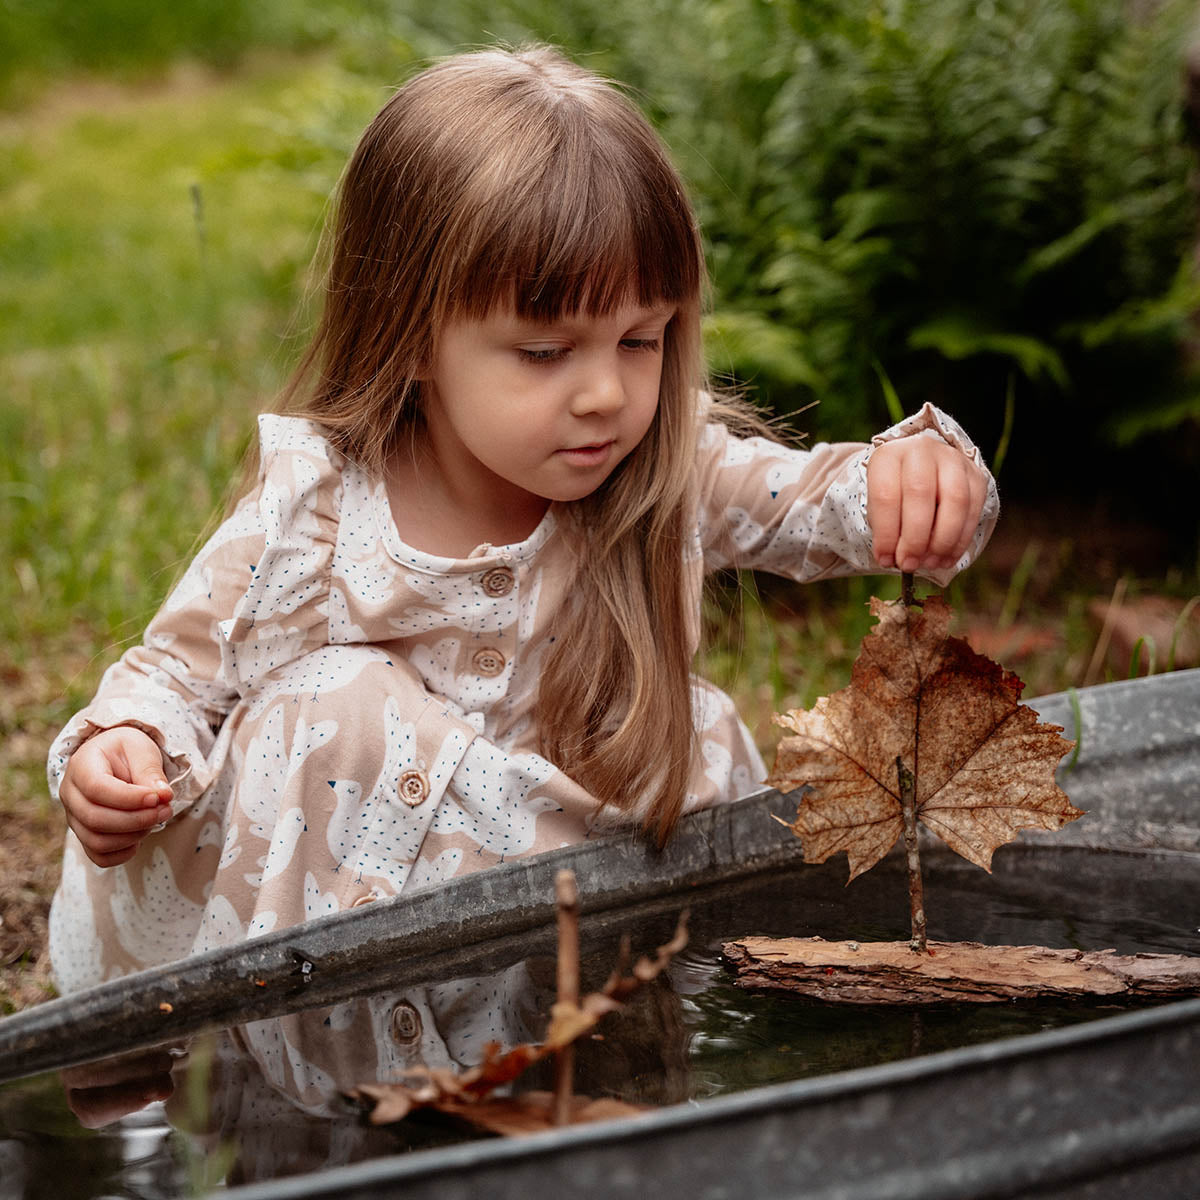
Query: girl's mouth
558 441 614 466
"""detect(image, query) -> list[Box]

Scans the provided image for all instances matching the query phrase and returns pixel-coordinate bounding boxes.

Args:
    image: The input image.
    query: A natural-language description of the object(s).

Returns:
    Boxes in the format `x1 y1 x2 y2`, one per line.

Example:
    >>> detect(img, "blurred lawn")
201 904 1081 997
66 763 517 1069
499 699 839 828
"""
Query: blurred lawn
0 56 395 851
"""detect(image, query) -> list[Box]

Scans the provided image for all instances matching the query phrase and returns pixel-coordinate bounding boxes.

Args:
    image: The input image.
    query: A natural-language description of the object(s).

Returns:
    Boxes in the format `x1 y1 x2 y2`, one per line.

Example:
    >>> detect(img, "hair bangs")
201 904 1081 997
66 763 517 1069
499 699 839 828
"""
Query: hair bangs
445 91 702 324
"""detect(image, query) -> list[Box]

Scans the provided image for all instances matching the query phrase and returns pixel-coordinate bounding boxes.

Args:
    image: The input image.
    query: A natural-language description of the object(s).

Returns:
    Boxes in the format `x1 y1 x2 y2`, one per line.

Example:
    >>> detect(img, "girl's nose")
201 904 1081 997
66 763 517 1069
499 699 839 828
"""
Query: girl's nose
572 358 624 415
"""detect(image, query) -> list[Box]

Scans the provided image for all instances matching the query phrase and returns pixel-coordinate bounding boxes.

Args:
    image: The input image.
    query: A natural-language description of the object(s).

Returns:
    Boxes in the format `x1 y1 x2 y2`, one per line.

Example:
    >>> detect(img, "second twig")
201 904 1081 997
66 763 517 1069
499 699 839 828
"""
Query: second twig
553 869 580 1126
896 757 927 954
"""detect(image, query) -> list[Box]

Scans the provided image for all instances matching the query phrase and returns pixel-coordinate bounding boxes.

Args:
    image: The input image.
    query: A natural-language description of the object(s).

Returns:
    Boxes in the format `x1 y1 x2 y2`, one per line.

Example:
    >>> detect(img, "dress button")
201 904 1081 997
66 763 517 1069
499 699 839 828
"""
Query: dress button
472 647 506 677
398 769 430 807
390 1001 423 1046
480 566 515 597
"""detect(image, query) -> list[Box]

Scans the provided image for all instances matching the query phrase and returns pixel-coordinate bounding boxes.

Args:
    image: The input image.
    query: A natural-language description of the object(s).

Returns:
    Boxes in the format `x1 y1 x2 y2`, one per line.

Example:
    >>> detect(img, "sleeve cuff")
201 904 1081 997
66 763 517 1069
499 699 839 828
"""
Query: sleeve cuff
47 708 211 812
832 402 1000 587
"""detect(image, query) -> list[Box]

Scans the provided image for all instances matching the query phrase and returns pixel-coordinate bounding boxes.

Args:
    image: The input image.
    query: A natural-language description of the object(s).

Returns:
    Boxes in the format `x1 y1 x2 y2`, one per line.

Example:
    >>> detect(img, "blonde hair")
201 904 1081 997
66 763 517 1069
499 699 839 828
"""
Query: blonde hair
285 45 720 843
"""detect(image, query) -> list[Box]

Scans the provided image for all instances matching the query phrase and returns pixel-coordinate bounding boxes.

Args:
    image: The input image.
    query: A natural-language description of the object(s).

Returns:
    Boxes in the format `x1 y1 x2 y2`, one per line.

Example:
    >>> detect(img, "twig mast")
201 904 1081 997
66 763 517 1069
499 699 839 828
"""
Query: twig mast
553 869 580 1125
898 573 927 953
897 756 927 953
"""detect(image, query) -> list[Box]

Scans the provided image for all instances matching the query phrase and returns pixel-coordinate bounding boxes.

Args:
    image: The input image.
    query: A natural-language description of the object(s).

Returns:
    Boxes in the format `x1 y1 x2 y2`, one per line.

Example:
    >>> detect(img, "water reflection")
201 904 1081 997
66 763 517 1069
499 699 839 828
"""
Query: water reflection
3 846 1195 1195
7 955 691 1193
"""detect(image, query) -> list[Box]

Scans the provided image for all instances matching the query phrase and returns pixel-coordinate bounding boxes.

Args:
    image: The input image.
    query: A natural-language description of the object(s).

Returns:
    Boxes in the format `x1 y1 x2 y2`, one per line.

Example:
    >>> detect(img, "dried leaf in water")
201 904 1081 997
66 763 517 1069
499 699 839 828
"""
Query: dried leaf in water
769 595 1082 880
422 1092 648 1138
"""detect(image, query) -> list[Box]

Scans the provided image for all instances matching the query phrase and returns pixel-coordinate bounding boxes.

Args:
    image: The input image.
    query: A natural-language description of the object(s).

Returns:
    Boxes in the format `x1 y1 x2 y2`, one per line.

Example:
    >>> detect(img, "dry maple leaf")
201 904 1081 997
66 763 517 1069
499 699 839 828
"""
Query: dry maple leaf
769 594 1082 880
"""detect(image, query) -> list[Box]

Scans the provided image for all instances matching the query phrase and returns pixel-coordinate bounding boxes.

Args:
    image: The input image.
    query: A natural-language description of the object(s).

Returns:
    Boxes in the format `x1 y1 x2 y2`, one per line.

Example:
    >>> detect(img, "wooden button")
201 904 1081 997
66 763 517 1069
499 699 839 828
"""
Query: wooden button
480 566 515 597
390 1001 422 1046
398 769 430 807
472 647 506 677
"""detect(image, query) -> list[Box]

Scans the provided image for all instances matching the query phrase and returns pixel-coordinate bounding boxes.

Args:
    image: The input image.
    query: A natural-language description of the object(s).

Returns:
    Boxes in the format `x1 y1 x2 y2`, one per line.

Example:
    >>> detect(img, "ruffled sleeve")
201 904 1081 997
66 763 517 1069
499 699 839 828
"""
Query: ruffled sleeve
696 402 999 587
216 415 341 691
47 415 342 809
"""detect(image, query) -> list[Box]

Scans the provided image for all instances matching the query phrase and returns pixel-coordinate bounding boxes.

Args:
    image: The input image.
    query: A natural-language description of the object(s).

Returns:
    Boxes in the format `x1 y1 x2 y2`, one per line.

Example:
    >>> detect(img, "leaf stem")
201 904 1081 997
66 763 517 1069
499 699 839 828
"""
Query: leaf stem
896 757 927 954
901 572 919 608
553 869 580 1126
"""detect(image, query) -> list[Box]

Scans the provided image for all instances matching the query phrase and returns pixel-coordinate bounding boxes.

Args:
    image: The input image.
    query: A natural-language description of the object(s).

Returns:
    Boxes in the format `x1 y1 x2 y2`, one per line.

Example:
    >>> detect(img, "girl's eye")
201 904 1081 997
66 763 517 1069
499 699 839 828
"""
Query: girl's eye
517 346 568 364
620 337 661 354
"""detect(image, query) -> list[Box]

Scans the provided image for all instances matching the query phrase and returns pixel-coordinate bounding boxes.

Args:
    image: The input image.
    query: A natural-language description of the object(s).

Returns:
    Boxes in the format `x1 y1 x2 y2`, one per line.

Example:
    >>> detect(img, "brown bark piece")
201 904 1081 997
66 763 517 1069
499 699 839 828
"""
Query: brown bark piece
723 936 1200 1005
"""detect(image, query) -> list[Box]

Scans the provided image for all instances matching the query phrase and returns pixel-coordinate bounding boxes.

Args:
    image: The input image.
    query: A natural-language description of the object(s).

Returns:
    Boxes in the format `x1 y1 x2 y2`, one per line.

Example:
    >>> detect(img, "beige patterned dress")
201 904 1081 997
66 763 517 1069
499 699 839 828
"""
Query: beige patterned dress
48 403 997 990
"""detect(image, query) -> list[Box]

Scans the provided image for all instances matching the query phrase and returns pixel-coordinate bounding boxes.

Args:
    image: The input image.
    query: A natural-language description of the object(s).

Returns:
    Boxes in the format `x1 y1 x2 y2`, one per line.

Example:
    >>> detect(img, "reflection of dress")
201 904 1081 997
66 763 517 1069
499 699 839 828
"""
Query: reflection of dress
166 960 688 1184
48 405 997 989
236 963 553 1117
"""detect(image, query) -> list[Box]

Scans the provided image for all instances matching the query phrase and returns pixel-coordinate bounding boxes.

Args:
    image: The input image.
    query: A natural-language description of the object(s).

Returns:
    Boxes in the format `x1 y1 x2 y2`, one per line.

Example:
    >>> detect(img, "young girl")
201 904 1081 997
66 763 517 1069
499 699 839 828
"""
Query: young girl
50 45 997 991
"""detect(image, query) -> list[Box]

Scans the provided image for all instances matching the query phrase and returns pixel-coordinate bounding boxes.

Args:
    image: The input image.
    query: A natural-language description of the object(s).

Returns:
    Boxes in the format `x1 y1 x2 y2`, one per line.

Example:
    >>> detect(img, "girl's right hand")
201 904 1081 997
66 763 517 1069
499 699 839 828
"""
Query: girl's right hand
59 727 173 868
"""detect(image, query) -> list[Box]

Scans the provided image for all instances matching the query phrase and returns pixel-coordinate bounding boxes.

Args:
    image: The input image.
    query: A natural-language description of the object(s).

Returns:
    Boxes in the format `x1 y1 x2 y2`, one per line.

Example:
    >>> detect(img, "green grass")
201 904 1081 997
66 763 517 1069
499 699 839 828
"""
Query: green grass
0 56 390 668
0 0 360 106
0 57 411 855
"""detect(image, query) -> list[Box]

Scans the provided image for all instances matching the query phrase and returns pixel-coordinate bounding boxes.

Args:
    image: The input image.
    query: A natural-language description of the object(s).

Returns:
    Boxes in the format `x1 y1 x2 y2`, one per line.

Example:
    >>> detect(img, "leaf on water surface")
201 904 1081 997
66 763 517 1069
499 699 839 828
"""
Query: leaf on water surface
353 1089 648 1137
768 594 1082 880
349 914 687 1133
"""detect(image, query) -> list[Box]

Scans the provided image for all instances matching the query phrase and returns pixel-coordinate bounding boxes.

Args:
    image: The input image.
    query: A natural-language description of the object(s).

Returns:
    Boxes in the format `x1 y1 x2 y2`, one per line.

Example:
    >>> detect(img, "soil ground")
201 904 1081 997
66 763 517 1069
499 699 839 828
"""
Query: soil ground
0 640 93 1012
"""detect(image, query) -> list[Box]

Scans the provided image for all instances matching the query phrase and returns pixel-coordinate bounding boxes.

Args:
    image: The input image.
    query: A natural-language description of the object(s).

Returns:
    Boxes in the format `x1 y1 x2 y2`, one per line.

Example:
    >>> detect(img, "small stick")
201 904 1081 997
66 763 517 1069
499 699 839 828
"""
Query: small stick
553 869 580 1126
896 757 927 954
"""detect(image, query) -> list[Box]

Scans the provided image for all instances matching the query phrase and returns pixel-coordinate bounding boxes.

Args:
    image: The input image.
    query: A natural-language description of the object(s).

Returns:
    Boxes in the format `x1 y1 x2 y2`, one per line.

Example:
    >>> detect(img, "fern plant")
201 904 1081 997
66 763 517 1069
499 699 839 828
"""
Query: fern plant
697 0 1200 454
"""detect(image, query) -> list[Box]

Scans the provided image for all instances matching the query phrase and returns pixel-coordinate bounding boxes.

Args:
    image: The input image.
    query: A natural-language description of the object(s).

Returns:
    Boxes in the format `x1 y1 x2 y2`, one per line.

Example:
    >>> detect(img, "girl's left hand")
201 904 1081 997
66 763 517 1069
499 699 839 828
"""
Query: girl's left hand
866 437 990 574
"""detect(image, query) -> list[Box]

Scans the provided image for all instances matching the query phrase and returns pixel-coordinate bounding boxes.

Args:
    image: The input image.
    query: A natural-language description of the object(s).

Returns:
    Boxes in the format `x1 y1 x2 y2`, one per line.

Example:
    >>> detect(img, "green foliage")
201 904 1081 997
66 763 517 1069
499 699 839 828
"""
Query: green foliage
0 59 360 664
8 0 1197 450
293 0 1200 451
0 0 357 102
685 0 1200 446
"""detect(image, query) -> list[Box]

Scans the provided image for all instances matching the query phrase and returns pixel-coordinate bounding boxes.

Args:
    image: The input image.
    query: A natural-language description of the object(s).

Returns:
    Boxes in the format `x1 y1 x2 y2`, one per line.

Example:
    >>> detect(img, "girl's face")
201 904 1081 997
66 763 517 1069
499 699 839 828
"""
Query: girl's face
420 298 674 524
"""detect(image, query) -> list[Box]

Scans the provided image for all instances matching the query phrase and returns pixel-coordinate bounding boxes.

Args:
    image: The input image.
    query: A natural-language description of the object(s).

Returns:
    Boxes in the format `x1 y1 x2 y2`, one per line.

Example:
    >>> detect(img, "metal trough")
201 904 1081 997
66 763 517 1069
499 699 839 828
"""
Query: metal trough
1 670 1198 1198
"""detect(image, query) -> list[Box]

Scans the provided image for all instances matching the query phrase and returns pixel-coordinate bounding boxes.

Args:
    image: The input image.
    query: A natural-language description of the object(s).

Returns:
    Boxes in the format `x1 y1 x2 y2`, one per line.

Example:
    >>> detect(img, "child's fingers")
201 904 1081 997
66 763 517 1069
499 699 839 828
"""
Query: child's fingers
60 771 171 867
892 450 938 571
866 450 903 568
71 771 171 811
82 844 142 869
63 730 172 808
64 1068 175 1128
65 820 144 856
116 735 173 800
934 459 989 568
61 1048 180 1092
63 811 159 868
59 731 173 868
102 734 172 801
963 465 989 556
870 439 991 572
62 808 147 865
61 785 171 834
922 456 973 564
